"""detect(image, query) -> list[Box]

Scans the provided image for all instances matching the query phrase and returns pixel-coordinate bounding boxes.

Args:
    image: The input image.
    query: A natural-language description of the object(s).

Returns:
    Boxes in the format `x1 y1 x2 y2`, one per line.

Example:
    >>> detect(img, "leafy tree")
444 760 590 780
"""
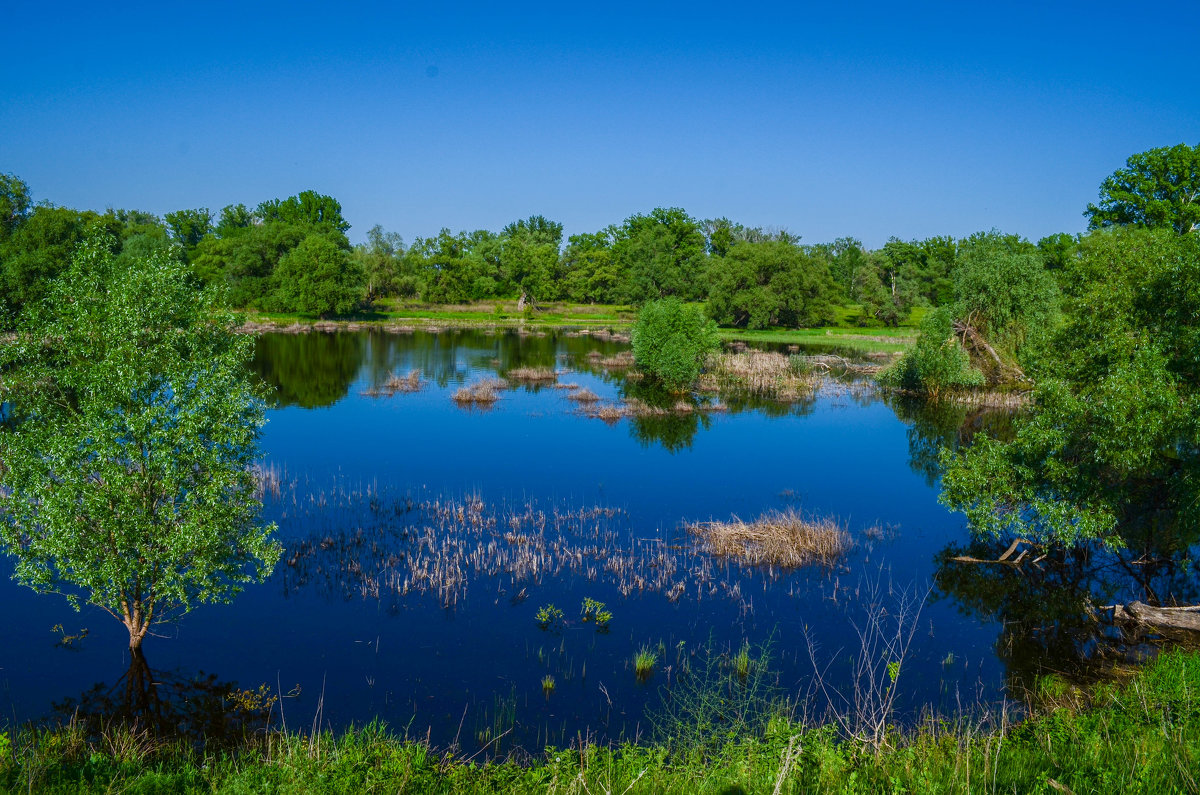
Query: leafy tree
1085 142 1200 235
353 224 405 303
164 207 214 259
192 222 308 307
562 230 620 303
215 203 255 237
0 172 32 240
631 297 720 390
271 233 365 316
0 229 280 650
952 230 1059 368
500 215 563 302
706 238 838 329
613 208 708 303
256 190 350 238
940 227 1200 547
0 205 102 313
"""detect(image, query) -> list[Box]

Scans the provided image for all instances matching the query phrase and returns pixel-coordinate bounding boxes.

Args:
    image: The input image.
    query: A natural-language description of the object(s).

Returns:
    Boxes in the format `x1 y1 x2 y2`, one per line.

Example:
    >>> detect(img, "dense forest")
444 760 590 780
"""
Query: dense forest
0 174 1077 329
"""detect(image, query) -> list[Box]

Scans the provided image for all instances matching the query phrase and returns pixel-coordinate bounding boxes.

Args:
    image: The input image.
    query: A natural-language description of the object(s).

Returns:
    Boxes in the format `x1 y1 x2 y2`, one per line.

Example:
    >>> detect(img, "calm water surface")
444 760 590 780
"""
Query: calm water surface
1 329 1191 751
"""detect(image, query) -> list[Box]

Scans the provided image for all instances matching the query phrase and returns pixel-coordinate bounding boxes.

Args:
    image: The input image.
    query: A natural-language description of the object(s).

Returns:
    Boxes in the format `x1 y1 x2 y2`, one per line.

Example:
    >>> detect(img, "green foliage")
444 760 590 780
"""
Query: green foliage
0 229 281 649
163 207 214 257
706 238 838 329
879 308 983 397
580 597 612 628
1086 142 1200 235
612 207 707 303
0 172 32 240
941 227 1200 546
271 233 365 316
534 604 564 630
631 298 721 390
633 646 658 679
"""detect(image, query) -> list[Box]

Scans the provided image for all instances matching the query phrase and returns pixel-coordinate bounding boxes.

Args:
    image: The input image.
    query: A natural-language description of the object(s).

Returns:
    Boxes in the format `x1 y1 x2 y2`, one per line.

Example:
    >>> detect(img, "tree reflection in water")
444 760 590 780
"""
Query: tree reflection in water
50 648 276 748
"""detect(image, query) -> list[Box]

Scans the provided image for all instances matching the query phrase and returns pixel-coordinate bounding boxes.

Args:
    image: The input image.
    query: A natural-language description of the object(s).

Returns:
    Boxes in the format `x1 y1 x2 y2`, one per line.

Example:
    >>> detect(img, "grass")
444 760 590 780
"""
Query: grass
540 675 555 696
634 646 658 680
234 300 920 354
700 350 819 402
505 366 558 383
689 510 853 568
4 649 1198 793
450 378 506 406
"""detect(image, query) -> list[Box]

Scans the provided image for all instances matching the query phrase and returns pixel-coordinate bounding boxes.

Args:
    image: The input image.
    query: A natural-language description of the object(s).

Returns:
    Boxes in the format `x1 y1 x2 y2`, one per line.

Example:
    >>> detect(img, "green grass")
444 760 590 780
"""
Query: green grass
2 650 1198 793
235 300 920 354
633 646 658 680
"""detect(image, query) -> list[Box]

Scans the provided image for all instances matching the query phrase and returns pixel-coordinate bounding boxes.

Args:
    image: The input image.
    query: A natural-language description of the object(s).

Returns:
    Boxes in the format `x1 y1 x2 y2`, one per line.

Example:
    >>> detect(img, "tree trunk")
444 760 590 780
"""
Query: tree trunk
1111 601 1200 633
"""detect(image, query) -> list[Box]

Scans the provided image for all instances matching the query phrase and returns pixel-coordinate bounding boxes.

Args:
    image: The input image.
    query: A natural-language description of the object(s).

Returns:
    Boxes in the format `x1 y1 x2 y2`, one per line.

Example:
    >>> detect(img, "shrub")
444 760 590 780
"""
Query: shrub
879 307 983 398
631 298 720 390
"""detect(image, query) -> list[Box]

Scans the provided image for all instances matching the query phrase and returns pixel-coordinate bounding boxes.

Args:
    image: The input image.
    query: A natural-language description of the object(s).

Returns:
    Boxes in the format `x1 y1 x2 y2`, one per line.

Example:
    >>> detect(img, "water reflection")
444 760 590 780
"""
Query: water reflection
49 648 276 747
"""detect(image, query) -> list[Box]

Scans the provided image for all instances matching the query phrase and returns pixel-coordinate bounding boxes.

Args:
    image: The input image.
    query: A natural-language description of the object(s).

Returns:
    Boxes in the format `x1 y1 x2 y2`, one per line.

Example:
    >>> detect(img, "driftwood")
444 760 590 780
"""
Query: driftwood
1108 601 1200 634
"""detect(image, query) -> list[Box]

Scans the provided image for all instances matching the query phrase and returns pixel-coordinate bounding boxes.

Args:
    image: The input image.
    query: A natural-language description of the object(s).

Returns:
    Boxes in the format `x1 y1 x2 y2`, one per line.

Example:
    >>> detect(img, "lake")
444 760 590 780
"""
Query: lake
0 328 1192 752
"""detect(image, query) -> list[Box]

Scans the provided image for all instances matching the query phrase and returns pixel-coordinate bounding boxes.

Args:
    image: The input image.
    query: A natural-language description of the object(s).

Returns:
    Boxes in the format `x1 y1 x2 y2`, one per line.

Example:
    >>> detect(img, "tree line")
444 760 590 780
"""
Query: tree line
1 176 1083 327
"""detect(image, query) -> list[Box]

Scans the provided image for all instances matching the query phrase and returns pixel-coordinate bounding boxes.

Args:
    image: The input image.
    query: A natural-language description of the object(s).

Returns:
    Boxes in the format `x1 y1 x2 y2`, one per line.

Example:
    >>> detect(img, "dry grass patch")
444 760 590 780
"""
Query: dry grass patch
567 387 600 404
689 510 851 567
507 367 558 383
363 369 424 397
701 351 818 402
451 377 507 406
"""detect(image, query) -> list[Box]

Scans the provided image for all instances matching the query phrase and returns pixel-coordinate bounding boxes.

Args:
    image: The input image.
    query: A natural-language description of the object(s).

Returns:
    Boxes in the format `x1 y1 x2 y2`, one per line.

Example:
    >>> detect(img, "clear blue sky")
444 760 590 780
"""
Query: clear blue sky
3 1 1197 248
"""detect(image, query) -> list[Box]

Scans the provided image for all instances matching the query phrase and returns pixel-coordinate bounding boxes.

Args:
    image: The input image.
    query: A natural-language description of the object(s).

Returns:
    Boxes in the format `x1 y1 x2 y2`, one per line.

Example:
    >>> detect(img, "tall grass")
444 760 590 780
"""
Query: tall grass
689 510 852 568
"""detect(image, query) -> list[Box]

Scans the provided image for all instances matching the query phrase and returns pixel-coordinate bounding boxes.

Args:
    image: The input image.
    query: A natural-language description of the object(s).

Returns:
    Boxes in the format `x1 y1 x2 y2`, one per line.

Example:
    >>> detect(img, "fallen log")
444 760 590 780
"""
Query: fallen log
1109 601 1200 634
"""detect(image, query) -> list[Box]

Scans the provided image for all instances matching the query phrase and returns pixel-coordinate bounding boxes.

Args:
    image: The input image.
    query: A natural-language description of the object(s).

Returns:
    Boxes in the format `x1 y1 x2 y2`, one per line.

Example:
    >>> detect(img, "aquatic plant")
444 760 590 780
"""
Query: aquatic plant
634 647 657 680
699 350 819 402
534 604 564 631
451 378 506 406
363 369 424 397
580 598 612 629
541 675 555 695
506 367 558 383
689 509 852 567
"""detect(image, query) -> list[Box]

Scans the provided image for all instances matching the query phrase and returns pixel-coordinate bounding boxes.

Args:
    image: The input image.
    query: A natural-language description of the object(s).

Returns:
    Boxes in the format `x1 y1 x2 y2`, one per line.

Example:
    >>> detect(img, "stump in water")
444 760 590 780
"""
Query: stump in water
1110 602 1200 634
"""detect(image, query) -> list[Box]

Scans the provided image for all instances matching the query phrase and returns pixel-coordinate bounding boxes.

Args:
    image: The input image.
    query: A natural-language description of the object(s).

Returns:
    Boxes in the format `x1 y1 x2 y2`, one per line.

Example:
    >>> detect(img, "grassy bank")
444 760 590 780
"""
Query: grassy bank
3 650 1196 794
237 300 919 354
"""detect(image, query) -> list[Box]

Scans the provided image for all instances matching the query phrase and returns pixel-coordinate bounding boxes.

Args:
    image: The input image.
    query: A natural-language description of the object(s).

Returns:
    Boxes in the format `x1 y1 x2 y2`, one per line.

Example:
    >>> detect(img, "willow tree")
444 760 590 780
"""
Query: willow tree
0 229 280 650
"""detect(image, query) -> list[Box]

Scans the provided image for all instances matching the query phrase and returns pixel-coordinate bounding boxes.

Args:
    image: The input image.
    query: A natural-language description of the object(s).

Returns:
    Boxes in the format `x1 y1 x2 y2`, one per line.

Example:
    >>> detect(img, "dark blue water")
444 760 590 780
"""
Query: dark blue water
1 329 1190 751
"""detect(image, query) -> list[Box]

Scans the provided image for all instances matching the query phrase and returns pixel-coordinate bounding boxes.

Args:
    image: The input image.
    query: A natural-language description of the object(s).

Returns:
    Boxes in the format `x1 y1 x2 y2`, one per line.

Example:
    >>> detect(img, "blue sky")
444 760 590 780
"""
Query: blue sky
3 1 1197 248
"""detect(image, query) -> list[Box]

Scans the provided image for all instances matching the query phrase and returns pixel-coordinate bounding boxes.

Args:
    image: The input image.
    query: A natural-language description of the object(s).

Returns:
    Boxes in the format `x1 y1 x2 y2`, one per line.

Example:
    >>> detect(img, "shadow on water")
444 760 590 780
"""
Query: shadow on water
48 648 276 748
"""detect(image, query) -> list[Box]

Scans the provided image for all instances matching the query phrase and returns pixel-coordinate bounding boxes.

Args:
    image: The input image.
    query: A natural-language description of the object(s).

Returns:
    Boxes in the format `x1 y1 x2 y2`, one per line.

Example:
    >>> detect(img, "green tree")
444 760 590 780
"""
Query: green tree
0 205 103 314
353 224 405 303
613 208 708 303
272 233 365 316
631 297 721 390
1085 142 1200 235
940 227 1200 547
256 190 350 237
164 207 214 260
562 230 620 303
878 307 984 398
0 172 32 240
0 229 280 650
706 238 838 329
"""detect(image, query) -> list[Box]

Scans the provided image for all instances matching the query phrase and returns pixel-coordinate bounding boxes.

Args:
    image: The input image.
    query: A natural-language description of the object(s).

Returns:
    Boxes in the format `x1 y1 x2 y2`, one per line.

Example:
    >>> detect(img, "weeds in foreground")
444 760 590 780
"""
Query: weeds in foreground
3 650 1199 793
581 597 612 630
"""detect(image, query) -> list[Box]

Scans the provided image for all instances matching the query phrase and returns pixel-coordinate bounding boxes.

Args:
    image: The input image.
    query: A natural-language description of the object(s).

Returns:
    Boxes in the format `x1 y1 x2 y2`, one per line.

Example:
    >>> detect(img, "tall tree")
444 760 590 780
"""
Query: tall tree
612 208 708 303
0 172 32 240
271 233 365 316
1085 142 1200 235
0 229 280 650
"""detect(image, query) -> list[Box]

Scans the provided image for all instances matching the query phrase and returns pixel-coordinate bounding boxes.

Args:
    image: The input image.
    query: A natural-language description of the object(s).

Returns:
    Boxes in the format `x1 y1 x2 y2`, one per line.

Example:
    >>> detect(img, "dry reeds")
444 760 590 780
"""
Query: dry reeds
566 387 600 404
363 369 424 397
506 367 558 384
701 351 818 402
689 510 851 568
451 378 507 406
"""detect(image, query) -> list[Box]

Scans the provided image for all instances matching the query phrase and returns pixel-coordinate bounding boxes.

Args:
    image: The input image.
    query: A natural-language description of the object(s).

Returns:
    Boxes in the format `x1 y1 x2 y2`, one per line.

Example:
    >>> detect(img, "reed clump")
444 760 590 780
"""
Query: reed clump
566 387 600 404
451 378 507 406
506 367 558 384
689 509 851 567
363 369 424 397
699 350 818 402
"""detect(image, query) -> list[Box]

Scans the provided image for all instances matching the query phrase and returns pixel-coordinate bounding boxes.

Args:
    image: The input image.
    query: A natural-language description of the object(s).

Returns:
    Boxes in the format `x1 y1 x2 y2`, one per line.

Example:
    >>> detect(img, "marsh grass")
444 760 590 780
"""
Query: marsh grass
451 378 507 406
699 350 820 403
506 367 558 384
363 369 424 397
634 647 658 680
565 387 600 404
690 510 852 568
